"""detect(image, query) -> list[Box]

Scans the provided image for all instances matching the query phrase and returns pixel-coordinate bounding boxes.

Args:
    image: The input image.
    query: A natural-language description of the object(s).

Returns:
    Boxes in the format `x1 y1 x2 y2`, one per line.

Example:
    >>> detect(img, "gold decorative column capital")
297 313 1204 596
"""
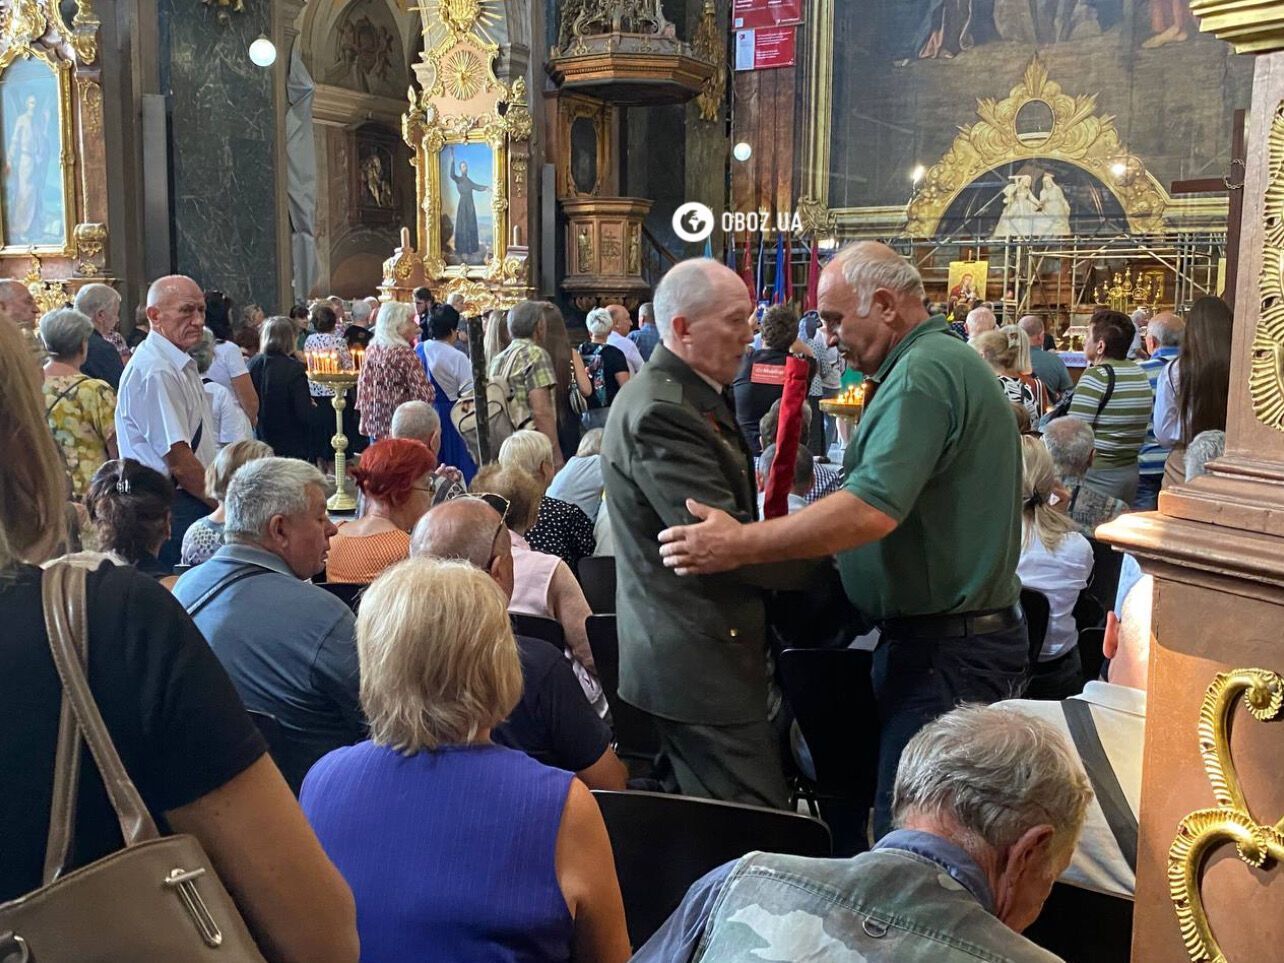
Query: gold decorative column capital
1191 1 1284 54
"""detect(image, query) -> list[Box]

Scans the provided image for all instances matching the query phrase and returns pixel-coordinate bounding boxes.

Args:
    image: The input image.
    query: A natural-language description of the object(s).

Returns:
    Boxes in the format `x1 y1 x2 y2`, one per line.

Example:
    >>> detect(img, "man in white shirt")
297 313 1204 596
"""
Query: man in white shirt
116 274 218 568
996 575 1151 899
606 303 644 375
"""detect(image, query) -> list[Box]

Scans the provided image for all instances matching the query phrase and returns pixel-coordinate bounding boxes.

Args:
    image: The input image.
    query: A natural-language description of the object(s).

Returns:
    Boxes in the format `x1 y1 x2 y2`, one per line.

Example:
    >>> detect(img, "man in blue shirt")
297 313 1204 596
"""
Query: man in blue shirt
633 705 1089 962
1019 315 1072 403
629 301 661 362
1134 311 1183 509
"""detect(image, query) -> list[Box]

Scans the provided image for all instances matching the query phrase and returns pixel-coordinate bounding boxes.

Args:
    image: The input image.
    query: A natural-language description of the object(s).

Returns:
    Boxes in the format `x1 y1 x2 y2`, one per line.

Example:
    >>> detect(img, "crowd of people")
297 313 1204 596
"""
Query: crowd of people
0 243 1232 961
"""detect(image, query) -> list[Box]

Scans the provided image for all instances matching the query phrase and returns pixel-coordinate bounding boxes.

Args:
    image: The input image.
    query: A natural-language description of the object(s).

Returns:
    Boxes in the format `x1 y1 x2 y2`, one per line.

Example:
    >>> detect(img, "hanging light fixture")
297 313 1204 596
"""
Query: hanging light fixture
249 35 277 68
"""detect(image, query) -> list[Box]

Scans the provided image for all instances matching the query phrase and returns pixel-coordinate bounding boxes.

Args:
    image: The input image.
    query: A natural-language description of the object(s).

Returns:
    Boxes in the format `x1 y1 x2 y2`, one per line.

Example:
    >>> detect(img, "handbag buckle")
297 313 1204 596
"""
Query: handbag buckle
164 866 224 948
0 933 29 963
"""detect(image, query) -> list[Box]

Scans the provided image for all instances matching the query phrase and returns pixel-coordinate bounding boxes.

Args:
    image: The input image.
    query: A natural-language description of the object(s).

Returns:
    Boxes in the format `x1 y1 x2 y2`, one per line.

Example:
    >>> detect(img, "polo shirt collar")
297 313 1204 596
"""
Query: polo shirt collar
1152 346 1179 361
1074 680 1146 717
215 542 299 579
870 316 950 384
143 330 197 374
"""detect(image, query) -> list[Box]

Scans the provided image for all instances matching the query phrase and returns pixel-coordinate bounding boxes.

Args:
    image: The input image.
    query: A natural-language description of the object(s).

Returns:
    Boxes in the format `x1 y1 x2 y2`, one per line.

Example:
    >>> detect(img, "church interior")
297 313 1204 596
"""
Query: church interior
5 0 1284 961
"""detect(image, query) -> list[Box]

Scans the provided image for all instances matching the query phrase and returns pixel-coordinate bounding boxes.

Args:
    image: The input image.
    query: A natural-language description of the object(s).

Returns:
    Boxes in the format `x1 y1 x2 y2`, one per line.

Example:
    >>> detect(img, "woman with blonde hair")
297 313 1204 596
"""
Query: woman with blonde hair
1017 435 1094 700
0 314 360 960
974 326 1047 423
357 300 435 441
483 307 511 364
300 558 630 963
180 438 274 566
499 428 596 568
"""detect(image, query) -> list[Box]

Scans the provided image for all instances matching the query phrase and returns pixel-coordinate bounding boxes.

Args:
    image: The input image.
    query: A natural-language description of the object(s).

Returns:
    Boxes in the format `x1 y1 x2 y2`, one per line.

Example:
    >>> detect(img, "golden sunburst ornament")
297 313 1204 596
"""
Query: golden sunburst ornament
443 49 483 100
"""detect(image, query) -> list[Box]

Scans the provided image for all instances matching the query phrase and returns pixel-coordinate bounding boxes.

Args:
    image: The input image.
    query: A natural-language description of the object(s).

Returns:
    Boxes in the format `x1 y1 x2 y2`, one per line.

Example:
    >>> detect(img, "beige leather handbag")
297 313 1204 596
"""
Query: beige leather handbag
0 562 267 962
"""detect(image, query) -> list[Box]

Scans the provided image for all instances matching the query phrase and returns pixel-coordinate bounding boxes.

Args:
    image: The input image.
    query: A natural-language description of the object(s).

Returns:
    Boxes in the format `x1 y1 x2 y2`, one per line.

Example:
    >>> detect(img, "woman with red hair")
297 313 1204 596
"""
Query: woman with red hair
325 438 437 583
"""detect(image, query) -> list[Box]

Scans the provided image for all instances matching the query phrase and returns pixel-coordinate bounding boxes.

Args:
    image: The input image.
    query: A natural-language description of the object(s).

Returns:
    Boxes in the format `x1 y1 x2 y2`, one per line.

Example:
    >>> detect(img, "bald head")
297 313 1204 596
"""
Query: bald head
1107 575 1153 691
1146 311 1184 350
1018 315 1044 341
966 306 997 340
0 279 37 327
653 258 753 385
410 498 514 600
145 275 205 350
607 304 631 336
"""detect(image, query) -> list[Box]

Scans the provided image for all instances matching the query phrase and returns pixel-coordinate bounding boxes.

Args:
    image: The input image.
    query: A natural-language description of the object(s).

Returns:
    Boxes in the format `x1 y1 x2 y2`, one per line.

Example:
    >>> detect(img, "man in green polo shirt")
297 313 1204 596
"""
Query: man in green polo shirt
659 241 1027 836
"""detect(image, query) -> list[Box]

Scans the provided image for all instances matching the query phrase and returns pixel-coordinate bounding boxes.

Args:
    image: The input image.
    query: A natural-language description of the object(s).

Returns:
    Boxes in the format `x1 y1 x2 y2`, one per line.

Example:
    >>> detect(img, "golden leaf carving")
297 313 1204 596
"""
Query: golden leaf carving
1251 100 1284 433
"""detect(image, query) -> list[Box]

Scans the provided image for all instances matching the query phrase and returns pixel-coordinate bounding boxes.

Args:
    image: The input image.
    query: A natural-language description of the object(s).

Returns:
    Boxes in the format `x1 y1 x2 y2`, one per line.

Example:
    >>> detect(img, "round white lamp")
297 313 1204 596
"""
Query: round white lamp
249 35 277 68
732 142 753 163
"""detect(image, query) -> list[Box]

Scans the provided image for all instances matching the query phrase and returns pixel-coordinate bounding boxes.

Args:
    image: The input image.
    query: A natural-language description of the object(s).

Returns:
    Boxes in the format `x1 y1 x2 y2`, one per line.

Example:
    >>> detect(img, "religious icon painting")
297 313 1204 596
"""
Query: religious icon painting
947 260 987 305
439 142 494 268
0 55 68 250
354 124 399 223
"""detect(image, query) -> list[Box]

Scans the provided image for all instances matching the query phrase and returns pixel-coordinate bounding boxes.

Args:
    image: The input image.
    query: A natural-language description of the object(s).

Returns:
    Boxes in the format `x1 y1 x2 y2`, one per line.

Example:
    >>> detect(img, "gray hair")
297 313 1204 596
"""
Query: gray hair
374 301 414 347
638 302 655 325
259 316 296 356
576 428 605 457
893 704 1093 858
830 243 926 315
585 307 614 337
447 292 467 309
653 257 725 339
391 399 440 444
1017 315 1045 340
72 282 120 322
966 306 998 337
349 299 373 325
224 458 327 543
1148 311 1184 348
189 328 216 374
507 300 543 340
1185 429 1225 481
760 442 814 493
1042 417 1095 478
38 307 93 360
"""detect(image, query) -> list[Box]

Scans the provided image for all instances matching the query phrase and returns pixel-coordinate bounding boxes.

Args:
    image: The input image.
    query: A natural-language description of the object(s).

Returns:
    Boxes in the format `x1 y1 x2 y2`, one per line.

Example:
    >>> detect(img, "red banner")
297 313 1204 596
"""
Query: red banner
732 0 803 30
734 26 797 71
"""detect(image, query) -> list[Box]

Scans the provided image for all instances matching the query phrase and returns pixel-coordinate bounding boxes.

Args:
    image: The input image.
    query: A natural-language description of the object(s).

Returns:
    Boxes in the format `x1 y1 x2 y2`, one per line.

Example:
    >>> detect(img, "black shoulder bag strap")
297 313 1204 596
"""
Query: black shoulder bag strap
1061 699 1138 872
1089 364 1117 430
184 562 273 619
45 376 91 418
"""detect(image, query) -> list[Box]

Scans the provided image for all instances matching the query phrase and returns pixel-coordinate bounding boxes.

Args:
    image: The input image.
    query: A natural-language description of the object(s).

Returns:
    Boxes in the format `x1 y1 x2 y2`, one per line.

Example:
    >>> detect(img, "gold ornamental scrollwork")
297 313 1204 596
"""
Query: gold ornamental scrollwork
1168 668 1284 963
1189 0 1284 55
1250 100 1284 433
2 0 47 46
692 0 725 123
797 195 835 238
905 57 1168 238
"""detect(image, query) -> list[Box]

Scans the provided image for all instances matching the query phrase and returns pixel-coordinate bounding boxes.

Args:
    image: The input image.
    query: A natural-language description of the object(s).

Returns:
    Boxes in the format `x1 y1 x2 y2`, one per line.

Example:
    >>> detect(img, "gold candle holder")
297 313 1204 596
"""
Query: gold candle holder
305 344 362 513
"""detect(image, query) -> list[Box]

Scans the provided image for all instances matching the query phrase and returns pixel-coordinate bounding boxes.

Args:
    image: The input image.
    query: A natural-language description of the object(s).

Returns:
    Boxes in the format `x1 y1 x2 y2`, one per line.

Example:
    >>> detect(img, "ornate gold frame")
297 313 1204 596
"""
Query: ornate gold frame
1249 99 1284 434
1168 668 1284 963
0 40 77 256
557 95 611 199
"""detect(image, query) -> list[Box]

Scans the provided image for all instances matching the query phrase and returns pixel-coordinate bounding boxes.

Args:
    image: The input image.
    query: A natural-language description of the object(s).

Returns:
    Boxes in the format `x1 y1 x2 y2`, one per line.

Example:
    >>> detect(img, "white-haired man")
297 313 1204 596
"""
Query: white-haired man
997 576 1152 899
1134 310 1184 509
606 302 644 374
1042 417 1128 536
1019 314 1071 403
0 277 37 328
115 274 218 568
635 704 1091 962
74 282 126 389
966 304 998 341
390 399 465 503
411 498 628 791
658 242 1026 836
603 257 817 809
174 457 360 793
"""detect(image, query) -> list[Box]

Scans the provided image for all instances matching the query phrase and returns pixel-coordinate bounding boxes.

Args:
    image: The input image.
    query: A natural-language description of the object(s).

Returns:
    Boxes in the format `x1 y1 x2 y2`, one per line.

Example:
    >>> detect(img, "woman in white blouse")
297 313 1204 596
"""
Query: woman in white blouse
1017 435 1094 700
415 303 478 481
203 290 259 427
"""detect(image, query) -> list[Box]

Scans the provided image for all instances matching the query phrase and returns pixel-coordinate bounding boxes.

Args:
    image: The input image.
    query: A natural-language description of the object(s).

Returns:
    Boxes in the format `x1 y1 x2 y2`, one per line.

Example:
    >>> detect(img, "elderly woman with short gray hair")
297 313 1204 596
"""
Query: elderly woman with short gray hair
190 328 252 449
39 307 119 498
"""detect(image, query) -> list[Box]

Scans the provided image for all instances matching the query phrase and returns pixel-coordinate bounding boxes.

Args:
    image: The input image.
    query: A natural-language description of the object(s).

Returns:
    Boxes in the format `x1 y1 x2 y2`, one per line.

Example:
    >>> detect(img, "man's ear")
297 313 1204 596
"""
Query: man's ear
669 313 691 342
267 513 289 544
871 288 899 325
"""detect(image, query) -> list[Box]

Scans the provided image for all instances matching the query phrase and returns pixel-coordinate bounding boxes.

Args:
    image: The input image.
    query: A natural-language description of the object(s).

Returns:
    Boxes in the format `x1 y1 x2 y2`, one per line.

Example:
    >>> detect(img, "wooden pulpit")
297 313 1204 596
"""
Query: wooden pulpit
1099 5 1284 960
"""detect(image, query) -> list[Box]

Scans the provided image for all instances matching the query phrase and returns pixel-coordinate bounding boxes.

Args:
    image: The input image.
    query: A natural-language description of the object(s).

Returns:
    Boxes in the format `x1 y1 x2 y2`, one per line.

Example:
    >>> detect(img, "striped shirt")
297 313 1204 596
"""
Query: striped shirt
1135 347 1179 476
1068 359 1154 469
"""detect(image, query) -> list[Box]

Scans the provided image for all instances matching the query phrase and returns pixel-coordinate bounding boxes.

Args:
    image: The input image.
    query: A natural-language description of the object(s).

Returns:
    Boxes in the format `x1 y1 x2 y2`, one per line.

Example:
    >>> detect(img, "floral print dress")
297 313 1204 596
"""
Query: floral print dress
43 374 116 499
356 344 435 440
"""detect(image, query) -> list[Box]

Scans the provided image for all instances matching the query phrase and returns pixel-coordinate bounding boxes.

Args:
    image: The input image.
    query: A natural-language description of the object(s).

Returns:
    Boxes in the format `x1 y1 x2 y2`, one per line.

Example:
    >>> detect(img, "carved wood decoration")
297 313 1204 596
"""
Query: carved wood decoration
1251 100 1284 433
556 94 612 199
561 196 650 312
0 0 106 302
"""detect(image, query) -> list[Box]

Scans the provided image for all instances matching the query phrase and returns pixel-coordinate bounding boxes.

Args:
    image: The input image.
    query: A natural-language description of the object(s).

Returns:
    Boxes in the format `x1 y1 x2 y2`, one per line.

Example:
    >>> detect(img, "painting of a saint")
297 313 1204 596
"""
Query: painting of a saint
1 57 64 248
1142 0 1195 48
440 143 493 267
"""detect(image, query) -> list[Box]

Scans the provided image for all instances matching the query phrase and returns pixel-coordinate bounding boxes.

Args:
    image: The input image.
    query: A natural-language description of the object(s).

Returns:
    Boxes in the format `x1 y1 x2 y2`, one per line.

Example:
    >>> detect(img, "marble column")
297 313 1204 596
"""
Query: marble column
1098 5 1284 960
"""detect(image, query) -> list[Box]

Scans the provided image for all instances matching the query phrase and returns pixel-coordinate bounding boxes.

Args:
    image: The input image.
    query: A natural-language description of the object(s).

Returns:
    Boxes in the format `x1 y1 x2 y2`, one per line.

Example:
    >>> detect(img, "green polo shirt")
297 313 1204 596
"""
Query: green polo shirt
839 316 1021 619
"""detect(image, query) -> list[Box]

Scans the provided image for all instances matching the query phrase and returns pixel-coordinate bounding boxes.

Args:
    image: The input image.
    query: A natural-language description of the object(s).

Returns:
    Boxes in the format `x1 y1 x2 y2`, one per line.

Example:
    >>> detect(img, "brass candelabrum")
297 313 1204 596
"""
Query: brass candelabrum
1095 268 1160 314
305 347 363 513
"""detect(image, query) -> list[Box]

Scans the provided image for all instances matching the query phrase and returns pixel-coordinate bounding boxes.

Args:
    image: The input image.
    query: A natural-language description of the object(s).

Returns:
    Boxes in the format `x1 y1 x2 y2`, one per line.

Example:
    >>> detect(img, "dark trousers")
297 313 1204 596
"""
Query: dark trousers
1133 472 1162 511
650 713 790 811
871 620 1029 838
806 397 826 456
160 488 213 571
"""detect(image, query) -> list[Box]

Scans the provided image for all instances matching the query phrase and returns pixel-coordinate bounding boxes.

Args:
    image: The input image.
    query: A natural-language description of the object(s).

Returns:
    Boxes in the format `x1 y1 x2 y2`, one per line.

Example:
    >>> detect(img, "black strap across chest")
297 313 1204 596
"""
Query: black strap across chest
1061 699 1138 872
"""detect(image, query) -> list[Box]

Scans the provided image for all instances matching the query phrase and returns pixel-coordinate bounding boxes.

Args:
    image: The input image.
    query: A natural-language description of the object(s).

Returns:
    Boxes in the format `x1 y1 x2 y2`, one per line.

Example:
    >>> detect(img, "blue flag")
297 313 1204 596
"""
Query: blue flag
772 230 787 304
704 236 713 260
756 231 765 302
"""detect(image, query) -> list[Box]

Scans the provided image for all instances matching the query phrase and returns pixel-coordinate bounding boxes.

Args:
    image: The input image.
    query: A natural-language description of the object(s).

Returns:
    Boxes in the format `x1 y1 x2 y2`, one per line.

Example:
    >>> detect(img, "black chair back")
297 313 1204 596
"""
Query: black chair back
592 789 831 947
1020 589 1051 667
1024 882 1133 962
1073 591 1107 632
576 556 616 614
586 615 660 760
777 648 878 804
510 612 565 649
246 709 312 796
1086 536 1124 612
1078 626 1108 684
318 581 364 614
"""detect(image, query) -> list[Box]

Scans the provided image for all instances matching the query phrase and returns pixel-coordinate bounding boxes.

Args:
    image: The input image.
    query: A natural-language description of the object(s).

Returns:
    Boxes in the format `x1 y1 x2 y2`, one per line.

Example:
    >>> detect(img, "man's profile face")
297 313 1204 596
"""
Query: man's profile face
414 296 430 315
276 486 336 579
1 283 38 326
676 273 753 386
148 279 206 351
818 264 893 376
609 305 631 337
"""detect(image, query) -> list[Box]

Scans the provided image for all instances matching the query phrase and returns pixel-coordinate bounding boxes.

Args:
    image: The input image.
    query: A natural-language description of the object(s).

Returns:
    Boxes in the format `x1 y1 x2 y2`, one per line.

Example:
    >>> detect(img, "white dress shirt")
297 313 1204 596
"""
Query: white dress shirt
416 338 474 401
1017 530 1094 661
116 331 217 476
205 339 249 392
608 330 644 375
204 379 253 447
997 682 1145 898
1153 357 1182 449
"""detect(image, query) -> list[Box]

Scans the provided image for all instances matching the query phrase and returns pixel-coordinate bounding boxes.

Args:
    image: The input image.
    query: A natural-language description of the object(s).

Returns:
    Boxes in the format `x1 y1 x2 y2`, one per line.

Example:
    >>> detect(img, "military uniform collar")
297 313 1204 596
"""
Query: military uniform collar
870 315 950 385
649 344 729 413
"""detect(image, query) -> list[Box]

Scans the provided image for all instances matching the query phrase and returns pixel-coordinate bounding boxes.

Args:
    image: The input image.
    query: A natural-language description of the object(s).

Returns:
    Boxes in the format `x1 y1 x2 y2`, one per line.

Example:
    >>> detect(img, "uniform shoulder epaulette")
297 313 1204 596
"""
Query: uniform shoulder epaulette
652 376 684 405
